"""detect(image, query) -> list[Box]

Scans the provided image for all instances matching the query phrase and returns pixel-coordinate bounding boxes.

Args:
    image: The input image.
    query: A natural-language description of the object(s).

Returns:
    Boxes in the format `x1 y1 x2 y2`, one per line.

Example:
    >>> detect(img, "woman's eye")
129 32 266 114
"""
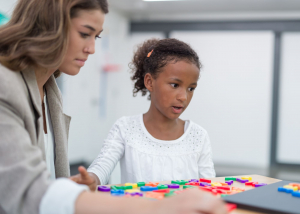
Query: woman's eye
171 83 179 88
189 87 196 92
95 35 101 40
80 32 89 38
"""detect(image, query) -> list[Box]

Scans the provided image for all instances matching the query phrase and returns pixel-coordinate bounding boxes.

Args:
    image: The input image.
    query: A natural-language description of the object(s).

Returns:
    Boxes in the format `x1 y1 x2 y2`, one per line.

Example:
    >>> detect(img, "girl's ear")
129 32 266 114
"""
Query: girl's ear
144 73 154 92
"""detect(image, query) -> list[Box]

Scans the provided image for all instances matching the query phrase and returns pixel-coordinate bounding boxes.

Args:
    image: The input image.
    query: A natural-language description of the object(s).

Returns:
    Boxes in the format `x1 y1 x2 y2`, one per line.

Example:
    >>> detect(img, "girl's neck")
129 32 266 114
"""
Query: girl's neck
144 109 179 131
143 102 185 140
34 68 56 101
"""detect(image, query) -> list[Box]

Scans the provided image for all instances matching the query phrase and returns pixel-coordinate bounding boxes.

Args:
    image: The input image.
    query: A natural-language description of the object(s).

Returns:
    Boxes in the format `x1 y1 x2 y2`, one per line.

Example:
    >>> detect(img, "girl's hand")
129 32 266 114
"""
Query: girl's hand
69 166 99 191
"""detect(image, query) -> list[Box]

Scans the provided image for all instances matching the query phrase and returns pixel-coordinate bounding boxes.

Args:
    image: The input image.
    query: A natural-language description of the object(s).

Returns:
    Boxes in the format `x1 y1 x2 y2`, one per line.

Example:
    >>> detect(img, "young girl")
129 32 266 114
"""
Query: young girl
72 38 216 187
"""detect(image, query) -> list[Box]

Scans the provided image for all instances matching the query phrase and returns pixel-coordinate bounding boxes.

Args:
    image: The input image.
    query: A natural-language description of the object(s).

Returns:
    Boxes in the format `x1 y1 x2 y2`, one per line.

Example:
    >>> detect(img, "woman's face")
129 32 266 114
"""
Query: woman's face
59 9 105 75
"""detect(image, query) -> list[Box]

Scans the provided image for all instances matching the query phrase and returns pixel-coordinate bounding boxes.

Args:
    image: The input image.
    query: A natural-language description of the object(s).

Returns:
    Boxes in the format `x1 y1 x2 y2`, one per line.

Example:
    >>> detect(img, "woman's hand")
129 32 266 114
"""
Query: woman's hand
153 188 228 214
69 166 99 191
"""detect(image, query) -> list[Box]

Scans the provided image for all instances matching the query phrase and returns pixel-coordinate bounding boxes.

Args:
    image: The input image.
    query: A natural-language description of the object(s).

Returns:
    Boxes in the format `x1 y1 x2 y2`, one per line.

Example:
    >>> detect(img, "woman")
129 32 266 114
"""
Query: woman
0 0 227 214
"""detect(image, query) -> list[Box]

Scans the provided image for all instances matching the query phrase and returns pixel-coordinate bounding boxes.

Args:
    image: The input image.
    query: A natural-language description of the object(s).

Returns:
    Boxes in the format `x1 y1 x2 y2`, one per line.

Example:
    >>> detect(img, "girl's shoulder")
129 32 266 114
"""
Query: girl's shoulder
185 120 209 137
113 116 209 137
113 114 142 129
185 120 207 132
111 115 144 143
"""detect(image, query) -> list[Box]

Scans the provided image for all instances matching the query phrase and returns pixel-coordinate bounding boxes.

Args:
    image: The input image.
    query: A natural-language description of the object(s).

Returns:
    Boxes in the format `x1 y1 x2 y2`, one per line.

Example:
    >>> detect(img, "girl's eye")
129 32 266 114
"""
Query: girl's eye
80 32 89 38
95 35 101 40
171 83 179 88
188 87 196 92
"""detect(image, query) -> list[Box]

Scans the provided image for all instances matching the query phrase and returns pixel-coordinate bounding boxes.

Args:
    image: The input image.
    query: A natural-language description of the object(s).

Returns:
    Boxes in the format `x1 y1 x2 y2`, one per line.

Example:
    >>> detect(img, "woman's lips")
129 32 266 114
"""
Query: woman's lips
75 59 86 67
172 106 183 114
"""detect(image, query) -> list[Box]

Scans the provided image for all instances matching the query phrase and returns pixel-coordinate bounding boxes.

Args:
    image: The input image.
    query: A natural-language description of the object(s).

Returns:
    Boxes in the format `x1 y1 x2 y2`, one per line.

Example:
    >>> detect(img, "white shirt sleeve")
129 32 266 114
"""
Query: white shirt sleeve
40 178 89 214
87 119 125 185
198 130 216 178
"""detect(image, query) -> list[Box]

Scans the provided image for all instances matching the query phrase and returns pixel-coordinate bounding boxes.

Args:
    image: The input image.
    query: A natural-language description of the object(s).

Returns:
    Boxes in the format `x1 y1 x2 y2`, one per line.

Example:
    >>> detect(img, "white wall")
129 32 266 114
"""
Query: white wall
277 32 300 164
171 31 274 168
101 31 274 183
0 0 18 16
131 11 300 22
4 0 298 181
105 31 274 180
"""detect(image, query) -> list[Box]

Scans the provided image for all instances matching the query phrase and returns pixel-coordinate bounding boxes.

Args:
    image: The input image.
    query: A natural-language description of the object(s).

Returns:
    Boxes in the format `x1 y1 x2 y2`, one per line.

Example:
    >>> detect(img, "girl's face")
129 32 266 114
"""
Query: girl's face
59 9 105 75
147 60 200 120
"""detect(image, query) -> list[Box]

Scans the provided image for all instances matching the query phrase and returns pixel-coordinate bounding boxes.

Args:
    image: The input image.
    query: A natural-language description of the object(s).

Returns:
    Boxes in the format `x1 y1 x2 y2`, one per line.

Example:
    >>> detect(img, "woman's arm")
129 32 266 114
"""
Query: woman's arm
0 96 50 214
75 188 228 214
0 71 85 214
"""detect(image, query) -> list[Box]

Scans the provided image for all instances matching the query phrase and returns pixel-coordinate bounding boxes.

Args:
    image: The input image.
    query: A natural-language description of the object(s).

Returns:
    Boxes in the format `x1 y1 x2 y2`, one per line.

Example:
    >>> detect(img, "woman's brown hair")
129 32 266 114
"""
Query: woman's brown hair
0 0 108 78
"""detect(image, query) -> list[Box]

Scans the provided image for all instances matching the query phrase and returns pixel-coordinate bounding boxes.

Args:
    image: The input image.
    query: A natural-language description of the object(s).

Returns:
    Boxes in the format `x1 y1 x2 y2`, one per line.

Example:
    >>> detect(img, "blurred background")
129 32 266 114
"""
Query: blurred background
1 0 300 183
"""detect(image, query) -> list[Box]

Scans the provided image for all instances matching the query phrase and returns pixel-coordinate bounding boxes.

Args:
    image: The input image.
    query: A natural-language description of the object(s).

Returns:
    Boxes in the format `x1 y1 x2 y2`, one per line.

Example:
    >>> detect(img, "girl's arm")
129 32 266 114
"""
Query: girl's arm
71 118 126 188
198 130 216 178
69 166 100 191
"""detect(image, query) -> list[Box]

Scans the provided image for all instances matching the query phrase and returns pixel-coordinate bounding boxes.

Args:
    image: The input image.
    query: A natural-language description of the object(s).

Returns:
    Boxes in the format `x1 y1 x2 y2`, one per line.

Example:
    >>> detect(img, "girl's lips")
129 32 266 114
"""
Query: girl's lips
172 106 183 114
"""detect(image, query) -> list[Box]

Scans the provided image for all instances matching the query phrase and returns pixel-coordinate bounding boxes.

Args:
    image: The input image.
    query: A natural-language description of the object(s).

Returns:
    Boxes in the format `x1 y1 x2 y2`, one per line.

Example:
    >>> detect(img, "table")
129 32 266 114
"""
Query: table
99 174 281 214
204 175 281 214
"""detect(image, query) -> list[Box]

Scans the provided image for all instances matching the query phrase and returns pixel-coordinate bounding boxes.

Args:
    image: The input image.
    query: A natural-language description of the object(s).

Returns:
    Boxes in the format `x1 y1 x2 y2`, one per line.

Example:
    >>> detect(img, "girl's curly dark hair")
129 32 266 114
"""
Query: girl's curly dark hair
130 38 201 100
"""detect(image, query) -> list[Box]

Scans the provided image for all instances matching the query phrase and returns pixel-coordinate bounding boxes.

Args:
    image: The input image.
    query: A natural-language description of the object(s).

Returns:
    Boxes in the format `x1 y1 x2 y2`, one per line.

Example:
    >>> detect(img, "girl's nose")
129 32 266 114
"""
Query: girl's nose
177 90 187 102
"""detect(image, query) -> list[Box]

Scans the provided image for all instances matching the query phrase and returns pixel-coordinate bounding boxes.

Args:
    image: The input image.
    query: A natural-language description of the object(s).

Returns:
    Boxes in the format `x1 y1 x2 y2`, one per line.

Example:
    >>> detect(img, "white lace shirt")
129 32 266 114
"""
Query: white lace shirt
88 114 216 185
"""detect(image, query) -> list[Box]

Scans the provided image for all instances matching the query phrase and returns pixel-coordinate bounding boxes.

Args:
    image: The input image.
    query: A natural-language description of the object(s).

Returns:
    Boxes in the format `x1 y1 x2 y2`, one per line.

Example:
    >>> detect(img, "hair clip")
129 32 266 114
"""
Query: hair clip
147 49 154 58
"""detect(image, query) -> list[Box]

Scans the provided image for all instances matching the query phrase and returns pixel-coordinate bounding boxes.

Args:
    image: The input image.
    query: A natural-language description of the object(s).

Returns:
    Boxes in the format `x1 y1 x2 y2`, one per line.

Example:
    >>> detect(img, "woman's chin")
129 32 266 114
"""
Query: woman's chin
61 68 81 76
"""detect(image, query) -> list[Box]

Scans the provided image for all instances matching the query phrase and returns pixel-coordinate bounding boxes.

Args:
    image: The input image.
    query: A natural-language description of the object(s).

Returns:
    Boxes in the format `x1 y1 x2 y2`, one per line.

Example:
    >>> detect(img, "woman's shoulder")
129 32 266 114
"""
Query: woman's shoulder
0 64 32 117
0 64 27 98
0 64 21 85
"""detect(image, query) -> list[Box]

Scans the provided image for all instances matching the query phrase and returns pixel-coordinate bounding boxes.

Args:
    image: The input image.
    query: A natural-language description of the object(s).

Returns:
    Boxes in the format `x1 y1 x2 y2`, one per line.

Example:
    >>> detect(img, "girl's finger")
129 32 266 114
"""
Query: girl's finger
69 175 80 183
78 166 90 180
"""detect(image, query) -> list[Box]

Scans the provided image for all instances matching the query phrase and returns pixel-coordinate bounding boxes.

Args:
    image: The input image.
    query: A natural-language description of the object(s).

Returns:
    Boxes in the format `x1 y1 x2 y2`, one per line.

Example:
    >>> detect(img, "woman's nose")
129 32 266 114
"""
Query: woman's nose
84 39 95 54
